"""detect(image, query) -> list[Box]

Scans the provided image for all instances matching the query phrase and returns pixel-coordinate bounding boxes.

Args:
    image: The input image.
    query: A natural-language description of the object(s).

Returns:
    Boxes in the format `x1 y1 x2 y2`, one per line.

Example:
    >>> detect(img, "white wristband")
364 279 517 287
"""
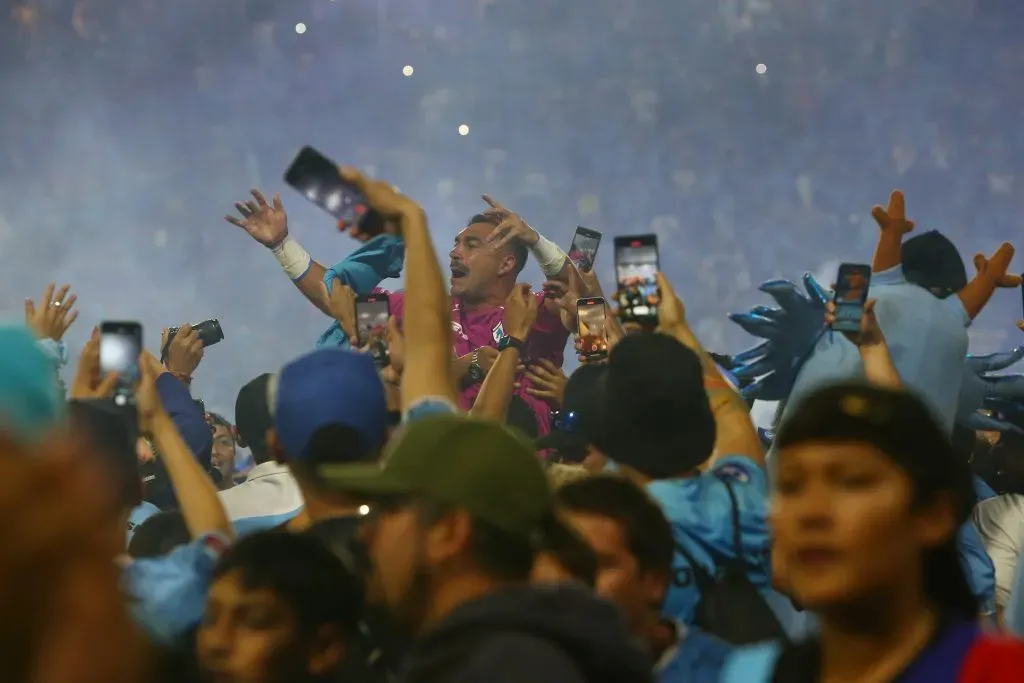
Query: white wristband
528 234 568 278
272 236 312 281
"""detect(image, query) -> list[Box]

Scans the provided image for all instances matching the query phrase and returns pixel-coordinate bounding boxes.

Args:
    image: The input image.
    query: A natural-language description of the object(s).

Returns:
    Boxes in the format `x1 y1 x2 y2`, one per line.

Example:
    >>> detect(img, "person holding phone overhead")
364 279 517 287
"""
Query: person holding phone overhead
226 154 579 434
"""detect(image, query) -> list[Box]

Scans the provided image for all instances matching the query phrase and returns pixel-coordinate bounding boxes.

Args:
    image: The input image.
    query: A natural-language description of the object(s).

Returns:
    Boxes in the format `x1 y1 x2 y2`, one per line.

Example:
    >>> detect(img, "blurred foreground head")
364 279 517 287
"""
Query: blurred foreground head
0 324 65 440
773 382 976 619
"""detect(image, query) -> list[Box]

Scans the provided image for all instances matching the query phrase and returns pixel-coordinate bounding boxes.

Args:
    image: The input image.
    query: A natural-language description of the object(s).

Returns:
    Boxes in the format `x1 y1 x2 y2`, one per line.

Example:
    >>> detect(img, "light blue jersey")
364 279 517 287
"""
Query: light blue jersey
781 264 969 434
648 455 772 624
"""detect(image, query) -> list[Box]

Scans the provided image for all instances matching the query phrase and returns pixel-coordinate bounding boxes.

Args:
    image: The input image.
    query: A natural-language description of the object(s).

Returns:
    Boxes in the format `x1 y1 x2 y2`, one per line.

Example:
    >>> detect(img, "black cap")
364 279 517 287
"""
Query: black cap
777 382 977 618
901 231 967 297
591 333 715 478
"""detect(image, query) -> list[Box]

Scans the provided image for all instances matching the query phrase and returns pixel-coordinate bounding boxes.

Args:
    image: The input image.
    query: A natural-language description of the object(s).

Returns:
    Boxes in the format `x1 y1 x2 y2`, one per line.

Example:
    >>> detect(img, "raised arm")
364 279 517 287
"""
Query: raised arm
471 285 537 421
958 243 1021 321
338 168 458 410
479 194 571 284
825 299 902 390
655 272 764 469
870 190 915 273
225 188 337 315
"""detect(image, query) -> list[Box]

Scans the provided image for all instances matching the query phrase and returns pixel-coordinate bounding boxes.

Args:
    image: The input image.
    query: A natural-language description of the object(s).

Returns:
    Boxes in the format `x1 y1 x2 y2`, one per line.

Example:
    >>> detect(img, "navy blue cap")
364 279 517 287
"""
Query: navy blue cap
271 348 387 462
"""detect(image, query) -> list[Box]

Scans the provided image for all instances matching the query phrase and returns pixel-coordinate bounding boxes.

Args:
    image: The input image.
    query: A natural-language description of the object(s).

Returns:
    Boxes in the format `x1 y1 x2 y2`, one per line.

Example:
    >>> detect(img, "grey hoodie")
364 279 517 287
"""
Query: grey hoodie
400 584 654 683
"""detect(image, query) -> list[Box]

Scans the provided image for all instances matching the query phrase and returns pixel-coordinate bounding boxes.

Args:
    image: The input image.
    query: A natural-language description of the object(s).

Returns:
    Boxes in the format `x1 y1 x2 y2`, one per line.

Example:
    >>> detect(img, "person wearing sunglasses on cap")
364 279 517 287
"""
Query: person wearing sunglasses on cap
721 382 1024 682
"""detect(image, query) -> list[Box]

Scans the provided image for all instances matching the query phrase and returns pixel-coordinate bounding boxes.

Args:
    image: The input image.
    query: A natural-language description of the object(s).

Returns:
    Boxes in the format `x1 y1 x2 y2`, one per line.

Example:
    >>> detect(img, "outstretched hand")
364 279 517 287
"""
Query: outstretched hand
25 284 79 342
225 189 289 248
480 194 540 251
870 190 915 235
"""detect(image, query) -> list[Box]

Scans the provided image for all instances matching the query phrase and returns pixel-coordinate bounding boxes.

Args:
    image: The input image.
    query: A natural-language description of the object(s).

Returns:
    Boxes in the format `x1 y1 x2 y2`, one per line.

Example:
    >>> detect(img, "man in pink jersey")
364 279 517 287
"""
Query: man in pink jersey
226 190 574 434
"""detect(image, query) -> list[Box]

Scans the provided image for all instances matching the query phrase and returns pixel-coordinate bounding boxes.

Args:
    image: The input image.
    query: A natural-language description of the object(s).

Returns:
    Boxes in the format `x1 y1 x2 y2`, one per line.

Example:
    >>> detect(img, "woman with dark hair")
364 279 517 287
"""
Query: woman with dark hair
722 383 1024 682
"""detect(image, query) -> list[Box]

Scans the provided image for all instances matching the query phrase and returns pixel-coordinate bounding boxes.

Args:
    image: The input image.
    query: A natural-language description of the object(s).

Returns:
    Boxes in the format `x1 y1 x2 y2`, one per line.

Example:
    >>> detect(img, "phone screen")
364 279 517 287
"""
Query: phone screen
284 146 379 232
100 321 142 385
614 235 660 324
577 298 609 358
832 263 871 334
568 227 602 272
356 296 390 346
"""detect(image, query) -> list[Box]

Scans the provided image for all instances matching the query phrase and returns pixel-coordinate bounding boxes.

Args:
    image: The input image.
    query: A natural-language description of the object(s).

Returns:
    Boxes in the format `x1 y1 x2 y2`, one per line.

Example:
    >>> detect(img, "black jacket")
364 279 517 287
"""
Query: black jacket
401 584 654 683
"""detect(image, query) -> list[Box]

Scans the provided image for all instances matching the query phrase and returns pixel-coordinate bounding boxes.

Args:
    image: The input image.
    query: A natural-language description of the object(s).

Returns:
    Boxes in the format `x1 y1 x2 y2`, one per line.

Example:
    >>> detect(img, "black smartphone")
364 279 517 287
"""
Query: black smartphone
568 227 602 273
100 321 142 392
356 294 390 366
284 146 383 235
577 297 609 359
831 263 872 334
614 234 660 326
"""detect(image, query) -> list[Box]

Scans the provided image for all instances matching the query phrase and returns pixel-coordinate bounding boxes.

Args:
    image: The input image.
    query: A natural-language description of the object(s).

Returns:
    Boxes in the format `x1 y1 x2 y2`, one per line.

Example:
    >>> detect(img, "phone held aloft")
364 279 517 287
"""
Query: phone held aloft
569 226 602 273
100 320 142 403
284 145 384 236
614 234 660 327
577 297 609 359
831 263 871 334
162 319 224 362
356 294 390 367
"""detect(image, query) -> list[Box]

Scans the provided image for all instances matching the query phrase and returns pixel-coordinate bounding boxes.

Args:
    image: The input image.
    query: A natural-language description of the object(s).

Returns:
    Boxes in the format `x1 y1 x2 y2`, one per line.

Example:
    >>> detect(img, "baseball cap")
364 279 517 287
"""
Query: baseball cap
235 373 272 452
0 324 65 440
590 333 716 478
776 382 977 618
271 348 387 463
535 364 607 458
319 413 560 541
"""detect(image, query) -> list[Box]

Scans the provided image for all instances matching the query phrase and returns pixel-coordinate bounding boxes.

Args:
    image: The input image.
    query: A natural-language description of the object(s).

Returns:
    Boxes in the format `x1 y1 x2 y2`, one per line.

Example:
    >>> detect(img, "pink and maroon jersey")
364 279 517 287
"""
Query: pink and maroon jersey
388 290 569 434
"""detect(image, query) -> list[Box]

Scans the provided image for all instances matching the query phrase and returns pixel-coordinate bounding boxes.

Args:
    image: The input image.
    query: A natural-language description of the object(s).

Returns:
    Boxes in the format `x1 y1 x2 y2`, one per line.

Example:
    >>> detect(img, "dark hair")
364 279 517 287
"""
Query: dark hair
468 213 528 275
777 383 978 620
417 499 534 581
901 231 967 298
67 399 141 512
294 424 382 490
506 395 540 440
129 510 190 559
235 373 273 464
593 334 716 478
212 531 364 639
972 430 1024 496
207 412 232 431
535 519 598 587
556 475 675 577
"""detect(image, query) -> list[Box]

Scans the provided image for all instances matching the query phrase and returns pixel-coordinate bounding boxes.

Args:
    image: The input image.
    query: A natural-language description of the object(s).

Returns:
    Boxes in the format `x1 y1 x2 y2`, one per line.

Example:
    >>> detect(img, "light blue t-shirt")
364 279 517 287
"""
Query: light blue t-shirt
958 520 997 616
781 264 970 434
648 455 772 624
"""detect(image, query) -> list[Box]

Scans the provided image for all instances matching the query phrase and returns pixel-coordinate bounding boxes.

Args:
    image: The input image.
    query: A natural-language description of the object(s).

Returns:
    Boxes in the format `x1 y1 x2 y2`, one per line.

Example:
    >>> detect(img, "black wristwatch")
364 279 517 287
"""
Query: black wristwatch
497 335 527 355
466 349 485 384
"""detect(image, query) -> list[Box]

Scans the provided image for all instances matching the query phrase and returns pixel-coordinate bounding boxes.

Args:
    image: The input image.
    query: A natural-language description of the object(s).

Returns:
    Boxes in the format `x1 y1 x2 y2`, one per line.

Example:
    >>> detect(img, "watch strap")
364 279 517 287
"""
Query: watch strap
498 336 527 354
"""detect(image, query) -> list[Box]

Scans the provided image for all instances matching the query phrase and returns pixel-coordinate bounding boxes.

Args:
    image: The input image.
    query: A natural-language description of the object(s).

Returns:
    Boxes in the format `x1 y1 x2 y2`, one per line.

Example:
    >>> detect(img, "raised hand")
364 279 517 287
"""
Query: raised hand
318 278 357 340
522 359 567 409
68 328 119 400
870 190 915 235
824 299 885 348
504 283 539 340
162 324 204 377
480 194 540 250
25 283 79 341
225 189 289 248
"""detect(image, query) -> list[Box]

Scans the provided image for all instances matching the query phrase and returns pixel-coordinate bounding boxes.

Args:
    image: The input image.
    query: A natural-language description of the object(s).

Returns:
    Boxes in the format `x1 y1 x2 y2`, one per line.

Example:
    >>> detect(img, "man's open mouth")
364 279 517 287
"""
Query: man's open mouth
450 263 469 279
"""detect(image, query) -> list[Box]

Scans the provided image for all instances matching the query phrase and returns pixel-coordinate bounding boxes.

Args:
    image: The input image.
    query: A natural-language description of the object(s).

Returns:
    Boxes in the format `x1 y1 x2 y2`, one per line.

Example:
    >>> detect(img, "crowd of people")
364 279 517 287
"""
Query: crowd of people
6 163 1024 683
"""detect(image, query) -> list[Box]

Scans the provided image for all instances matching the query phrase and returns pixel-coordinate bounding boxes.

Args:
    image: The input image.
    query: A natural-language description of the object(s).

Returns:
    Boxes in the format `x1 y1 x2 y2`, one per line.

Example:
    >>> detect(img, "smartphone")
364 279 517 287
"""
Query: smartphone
614 234 660 326
284 146 383 235
568 227 602 273
355 294 390 366
577 297 609 359
100 321 142 389
831 263 872 334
